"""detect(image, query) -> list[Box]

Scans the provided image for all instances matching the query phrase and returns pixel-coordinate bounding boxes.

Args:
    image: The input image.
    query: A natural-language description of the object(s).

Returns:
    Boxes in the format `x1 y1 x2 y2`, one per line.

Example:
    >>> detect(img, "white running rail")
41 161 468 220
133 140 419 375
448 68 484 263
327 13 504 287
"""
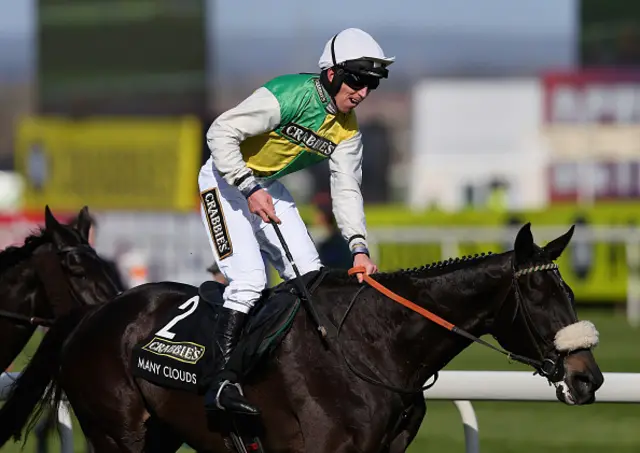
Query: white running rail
425 371 640 453
3 370 639 453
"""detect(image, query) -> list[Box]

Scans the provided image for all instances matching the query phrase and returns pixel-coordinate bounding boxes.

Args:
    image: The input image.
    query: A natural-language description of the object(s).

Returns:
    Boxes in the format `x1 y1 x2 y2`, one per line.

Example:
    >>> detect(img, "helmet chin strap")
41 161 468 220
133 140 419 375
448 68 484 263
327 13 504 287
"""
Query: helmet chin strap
320 69 342 98
320 33 346 103
319 71 339 115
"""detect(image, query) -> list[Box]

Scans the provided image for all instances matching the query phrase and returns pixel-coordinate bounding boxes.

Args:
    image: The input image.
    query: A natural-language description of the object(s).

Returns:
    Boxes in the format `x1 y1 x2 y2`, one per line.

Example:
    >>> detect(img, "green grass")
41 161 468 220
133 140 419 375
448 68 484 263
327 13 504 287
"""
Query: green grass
2 308 639 452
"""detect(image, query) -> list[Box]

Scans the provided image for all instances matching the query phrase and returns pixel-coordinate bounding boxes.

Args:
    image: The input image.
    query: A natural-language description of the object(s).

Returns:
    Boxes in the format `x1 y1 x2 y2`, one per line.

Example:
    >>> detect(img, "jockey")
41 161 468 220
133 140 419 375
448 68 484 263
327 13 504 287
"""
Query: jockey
199 28 394 416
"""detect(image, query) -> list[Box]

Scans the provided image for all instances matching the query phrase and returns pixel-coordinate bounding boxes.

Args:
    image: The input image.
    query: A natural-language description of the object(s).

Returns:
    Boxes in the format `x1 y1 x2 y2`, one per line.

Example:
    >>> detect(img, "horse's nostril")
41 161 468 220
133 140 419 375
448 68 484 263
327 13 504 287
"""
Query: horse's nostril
574 373 592 385
571 373 594 394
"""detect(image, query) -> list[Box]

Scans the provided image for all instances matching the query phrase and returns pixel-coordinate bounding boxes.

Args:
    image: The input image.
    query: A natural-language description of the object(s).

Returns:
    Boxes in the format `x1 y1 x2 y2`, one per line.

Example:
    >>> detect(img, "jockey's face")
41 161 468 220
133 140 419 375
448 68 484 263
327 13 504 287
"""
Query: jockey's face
327 68 373 114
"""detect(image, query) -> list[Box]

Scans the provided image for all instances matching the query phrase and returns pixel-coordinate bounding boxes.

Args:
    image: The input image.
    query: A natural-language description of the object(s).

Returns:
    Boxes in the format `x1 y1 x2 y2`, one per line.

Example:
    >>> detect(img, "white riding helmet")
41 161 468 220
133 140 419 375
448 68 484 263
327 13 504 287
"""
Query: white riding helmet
318 28 395 73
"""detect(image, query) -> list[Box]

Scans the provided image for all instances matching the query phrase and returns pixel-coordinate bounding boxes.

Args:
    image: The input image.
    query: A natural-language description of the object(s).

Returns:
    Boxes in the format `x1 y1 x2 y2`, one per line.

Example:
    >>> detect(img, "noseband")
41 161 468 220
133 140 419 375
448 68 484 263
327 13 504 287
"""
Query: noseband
342 261 584 395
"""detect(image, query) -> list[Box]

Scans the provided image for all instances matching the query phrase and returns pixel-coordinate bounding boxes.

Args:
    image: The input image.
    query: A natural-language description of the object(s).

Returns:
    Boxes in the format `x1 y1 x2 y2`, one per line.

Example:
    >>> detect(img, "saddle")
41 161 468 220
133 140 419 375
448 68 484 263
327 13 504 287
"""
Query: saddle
131 268 329 394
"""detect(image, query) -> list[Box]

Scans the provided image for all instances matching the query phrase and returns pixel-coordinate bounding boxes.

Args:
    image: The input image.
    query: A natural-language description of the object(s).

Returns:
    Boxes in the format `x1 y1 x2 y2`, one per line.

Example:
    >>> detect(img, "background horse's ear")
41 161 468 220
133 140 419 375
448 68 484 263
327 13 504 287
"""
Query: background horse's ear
514 222 534 264
75 206 92 243
44 205 61 231
44 204 70 248
543 225 575 261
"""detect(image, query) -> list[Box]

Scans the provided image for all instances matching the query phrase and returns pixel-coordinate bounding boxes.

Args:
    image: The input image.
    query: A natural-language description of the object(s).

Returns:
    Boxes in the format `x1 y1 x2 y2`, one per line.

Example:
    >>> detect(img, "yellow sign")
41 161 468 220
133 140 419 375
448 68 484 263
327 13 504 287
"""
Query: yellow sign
15 116 202 212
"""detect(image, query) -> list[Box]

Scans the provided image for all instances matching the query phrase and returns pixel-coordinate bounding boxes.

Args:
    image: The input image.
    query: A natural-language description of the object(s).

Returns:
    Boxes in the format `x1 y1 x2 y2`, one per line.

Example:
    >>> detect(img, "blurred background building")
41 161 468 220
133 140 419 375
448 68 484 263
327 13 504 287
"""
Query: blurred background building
0 0 639 310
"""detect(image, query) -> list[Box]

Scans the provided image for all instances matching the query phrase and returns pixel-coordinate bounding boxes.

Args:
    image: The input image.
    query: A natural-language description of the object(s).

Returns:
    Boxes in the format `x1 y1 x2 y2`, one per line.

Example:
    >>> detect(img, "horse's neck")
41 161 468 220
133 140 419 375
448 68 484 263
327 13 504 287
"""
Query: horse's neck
353 259 513 388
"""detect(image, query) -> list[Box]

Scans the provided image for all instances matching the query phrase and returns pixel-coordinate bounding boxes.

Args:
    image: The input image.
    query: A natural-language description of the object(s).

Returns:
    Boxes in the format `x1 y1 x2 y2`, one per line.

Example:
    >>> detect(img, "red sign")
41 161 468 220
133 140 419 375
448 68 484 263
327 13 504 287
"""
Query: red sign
542 69 640 124
0 211 75 250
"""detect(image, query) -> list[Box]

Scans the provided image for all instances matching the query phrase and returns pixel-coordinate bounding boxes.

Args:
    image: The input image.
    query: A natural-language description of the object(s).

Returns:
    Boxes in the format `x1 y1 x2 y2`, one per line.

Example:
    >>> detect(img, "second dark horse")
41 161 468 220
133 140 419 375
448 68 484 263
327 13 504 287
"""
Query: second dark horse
0 205 123 373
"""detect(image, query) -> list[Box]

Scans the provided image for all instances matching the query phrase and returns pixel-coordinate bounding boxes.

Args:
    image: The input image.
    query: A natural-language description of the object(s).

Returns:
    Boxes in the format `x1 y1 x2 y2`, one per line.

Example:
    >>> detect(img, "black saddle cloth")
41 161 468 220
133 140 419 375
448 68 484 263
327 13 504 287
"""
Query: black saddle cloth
131 269 327 393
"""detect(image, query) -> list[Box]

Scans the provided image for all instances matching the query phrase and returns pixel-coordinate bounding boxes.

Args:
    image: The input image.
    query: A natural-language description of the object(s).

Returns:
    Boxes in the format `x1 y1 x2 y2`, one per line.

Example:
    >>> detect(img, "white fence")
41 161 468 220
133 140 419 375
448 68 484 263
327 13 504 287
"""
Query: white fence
2 370 639 452
87 215 640 327
427 371 640 453
0 372 73 453
1 213 638 323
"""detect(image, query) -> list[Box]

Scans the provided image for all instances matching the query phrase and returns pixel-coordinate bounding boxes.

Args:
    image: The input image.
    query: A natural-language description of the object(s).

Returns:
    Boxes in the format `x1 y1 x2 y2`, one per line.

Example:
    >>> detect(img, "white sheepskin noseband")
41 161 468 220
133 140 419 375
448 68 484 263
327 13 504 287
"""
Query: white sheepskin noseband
554 320 599 352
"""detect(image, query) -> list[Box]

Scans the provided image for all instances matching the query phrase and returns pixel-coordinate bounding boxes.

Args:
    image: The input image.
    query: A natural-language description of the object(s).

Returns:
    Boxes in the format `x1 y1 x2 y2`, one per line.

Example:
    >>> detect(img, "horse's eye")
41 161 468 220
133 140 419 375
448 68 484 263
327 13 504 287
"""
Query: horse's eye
66 253 81 266
562 282 575 305
65 254 85 276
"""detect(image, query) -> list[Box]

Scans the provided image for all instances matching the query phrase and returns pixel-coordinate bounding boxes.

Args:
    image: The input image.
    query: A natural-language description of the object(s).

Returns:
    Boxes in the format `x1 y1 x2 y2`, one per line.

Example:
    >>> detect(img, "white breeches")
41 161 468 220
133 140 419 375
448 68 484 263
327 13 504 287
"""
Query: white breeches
198 161 322 314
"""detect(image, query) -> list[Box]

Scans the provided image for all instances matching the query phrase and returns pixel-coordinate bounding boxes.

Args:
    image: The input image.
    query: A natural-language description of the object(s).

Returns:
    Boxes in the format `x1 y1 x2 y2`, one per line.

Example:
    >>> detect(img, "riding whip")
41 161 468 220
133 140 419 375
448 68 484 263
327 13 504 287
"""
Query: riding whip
270 221 328 339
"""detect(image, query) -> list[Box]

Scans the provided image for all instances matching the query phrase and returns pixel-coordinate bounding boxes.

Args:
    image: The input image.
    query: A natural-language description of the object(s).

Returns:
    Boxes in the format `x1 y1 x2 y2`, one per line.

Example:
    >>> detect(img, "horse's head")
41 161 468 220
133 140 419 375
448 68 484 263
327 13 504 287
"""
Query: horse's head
41 205 122 307
491 223 603 406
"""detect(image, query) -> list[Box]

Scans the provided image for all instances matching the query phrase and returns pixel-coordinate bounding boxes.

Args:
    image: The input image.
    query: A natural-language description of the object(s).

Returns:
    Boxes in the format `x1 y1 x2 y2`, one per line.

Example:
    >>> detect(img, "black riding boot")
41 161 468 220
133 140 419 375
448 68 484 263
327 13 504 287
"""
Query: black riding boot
204 307 260 416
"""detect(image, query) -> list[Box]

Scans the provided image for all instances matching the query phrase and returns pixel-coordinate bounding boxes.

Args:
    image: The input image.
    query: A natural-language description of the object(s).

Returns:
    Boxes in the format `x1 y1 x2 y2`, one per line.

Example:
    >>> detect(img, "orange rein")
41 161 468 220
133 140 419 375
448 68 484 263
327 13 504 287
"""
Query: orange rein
346 266 550 379
348 266 455 332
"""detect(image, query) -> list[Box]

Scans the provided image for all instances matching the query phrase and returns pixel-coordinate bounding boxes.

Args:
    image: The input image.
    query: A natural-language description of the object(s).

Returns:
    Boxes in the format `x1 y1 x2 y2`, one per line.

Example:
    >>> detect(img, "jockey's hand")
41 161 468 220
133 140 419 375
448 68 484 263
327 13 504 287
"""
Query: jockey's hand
353 253 378 284
248 189 281 224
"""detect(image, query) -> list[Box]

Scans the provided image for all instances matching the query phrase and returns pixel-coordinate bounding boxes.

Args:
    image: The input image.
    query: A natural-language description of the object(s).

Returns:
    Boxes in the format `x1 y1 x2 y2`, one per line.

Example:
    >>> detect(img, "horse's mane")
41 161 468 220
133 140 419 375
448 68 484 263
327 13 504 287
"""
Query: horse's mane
0 228 51 275
392 251 500 277
325 251 504 284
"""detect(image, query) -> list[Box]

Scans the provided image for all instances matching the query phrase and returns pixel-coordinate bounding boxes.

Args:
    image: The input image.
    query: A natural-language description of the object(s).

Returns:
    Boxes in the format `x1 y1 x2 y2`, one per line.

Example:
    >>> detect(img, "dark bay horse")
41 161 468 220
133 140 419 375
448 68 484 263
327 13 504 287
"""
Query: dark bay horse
0 205 122 373
0 223 604 452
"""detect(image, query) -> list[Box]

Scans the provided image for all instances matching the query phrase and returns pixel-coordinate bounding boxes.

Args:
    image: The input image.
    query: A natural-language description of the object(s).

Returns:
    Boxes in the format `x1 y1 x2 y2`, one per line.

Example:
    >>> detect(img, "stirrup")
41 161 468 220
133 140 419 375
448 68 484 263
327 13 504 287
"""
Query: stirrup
215 379 244 411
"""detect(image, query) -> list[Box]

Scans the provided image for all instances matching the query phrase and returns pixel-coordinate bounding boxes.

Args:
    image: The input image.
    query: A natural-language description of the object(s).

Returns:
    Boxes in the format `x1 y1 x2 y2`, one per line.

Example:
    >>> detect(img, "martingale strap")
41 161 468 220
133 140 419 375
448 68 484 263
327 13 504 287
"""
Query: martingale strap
347 266 543 371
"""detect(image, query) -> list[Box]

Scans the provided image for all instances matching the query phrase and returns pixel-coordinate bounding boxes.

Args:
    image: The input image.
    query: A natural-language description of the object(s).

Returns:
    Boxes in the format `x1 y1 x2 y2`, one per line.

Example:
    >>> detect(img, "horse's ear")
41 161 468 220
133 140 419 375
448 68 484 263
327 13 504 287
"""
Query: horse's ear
514 222 534 264
544 225 575 261
75 206 92 242
44 204 69 248
44 205 62 231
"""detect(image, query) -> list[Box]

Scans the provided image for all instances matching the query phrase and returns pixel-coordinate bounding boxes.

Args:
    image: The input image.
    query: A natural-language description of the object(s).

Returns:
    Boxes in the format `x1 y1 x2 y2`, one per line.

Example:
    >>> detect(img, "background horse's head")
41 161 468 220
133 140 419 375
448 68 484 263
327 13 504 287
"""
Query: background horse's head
492 223 603 405
41 205 122 308
0 205 122 373
0 205 122 321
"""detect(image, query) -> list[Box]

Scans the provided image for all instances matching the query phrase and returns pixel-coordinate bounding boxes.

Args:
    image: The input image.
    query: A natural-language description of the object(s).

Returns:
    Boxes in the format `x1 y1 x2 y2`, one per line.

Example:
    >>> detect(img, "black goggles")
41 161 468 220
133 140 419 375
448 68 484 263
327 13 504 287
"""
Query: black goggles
342 72 380 91
339 59 388 91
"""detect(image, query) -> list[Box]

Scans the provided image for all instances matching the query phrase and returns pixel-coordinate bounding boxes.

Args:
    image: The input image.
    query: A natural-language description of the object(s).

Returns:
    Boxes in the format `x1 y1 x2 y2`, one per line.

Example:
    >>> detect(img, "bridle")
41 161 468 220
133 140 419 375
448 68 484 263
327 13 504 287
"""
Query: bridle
340 260 570 395
494 261 568 383
0 243 100 327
